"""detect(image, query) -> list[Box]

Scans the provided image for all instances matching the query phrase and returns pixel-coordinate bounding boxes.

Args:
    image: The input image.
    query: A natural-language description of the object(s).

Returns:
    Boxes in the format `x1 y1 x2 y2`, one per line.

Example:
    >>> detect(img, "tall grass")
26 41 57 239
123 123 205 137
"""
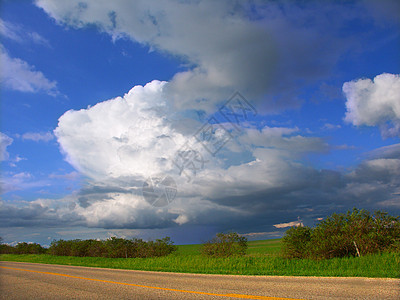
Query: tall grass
1 239 399 278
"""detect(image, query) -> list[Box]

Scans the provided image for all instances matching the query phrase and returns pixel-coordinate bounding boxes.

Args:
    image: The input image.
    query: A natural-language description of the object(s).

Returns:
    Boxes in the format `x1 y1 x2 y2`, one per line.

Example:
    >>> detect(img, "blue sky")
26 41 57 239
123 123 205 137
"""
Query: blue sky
1 0 399 246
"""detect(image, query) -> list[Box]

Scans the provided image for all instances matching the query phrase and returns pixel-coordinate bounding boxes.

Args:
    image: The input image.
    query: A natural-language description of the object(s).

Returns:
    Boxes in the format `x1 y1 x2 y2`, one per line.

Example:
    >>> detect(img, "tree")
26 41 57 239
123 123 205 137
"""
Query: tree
14 242 46 254
201 232 248 257
282 226 312 258
0 237 14 254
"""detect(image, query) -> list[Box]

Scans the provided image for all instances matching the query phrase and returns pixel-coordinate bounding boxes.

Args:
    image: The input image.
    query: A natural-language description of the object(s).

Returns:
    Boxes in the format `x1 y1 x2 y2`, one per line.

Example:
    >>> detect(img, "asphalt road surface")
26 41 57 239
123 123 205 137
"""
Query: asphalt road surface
0 261 399 299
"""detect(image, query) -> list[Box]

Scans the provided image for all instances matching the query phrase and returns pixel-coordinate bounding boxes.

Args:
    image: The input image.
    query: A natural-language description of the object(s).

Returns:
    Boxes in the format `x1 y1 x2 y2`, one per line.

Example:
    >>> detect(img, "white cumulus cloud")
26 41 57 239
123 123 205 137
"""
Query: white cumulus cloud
54 80 185 181
343 73 400 137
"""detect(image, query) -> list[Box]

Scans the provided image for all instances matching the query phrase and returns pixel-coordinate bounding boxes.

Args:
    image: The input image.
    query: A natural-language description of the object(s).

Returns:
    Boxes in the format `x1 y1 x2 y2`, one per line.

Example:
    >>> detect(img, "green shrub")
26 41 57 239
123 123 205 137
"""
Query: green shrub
282 208 400 259
201 232 247 257
147 237 178 257
282 226 312 258
105 237 132 258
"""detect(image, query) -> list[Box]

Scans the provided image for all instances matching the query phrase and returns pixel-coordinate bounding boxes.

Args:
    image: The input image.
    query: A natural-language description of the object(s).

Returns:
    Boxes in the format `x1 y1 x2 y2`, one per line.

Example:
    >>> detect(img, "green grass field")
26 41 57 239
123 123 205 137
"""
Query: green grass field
174 238 282 256
1 239 399 278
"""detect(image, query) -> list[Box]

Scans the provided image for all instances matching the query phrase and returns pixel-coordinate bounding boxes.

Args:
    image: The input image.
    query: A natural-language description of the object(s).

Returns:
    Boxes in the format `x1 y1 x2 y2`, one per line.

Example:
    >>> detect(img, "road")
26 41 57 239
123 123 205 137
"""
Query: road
0 261 399 299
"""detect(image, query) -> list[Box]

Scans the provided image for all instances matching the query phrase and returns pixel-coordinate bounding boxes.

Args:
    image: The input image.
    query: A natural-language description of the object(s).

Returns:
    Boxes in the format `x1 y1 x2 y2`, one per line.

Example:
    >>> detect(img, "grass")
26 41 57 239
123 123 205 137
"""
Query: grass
174 239 281 256
1 239 399 278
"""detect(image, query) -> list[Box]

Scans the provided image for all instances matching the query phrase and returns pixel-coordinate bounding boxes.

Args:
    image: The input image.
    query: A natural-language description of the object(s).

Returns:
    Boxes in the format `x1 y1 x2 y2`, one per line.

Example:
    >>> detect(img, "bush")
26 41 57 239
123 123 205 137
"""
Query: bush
201 232 247 257
282 208 400 259
105 237 132 258
146 237 177 257
282 226 312 258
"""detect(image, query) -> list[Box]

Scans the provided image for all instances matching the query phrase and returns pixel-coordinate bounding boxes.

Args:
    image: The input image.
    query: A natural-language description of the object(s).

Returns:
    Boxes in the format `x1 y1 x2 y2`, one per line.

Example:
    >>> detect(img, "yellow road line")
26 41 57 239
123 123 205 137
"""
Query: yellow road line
0 265 303 300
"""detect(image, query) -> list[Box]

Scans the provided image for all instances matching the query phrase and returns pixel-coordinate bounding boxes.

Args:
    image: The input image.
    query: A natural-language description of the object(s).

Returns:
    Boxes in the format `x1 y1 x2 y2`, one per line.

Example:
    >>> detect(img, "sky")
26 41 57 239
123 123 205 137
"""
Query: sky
0 0 399 246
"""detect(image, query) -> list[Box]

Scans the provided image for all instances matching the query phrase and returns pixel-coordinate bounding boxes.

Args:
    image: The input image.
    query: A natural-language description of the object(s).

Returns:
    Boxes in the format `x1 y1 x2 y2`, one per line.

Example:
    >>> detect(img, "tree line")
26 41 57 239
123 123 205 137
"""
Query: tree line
0 237 177 258
282 208 400 259
0 234 248 258
0 241 47 255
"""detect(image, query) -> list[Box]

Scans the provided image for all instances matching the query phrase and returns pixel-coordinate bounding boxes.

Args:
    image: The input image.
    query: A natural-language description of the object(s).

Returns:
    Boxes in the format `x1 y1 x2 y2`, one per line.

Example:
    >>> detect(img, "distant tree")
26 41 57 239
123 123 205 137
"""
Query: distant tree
0 237 15 254
105 237 132 258
85 239 107 257
149 237 177 257
49 240 71 256
282 226 312 259
14 242 46 254
201 232 248 257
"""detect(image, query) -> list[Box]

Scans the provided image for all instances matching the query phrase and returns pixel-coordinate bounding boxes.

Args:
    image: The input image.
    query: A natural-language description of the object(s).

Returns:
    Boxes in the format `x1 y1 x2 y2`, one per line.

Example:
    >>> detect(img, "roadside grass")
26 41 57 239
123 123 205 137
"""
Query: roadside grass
1 239 399 278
